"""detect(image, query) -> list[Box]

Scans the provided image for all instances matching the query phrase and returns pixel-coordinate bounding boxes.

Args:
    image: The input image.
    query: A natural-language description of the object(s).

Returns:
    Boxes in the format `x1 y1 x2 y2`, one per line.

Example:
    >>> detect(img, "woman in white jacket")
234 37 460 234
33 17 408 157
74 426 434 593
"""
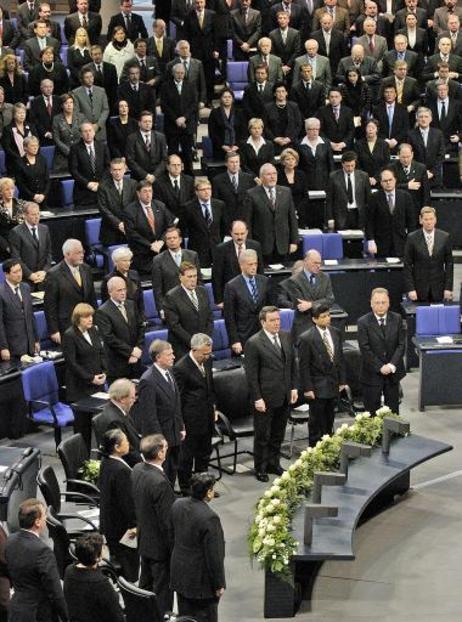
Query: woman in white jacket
103 25 135 82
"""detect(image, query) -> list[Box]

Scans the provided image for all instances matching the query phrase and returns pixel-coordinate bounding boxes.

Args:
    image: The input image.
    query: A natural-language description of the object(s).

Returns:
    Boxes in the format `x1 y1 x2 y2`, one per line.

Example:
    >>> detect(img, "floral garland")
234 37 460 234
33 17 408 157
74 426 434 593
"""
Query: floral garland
248 407 403 578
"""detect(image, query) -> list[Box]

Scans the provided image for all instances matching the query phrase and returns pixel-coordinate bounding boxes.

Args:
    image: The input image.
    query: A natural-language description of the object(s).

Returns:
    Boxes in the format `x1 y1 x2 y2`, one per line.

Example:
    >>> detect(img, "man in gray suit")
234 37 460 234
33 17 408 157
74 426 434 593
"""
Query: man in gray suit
167 40 207 106
72 66 109 142
292 39 331 95
356 18 388 72
16 0 40 41
23 19 60 70
433 0 462 35
248 37 283 83
231 0 262 61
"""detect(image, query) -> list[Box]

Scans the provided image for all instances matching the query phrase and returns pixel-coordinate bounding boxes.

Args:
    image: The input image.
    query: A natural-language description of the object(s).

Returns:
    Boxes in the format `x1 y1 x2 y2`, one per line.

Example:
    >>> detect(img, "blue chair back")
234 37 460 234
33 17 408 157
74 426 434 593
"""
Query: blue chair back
279 308 294 332
143 289 161 326
22 361 59 406
142 328 169 366
202 136 213 159
61 179 74 209
60 46 68 66
34 311 53 349
40 145 55 170
204 282 221 318
85 218 102 248
227 61 248 99
416 306 461 335
322 233 343 259
302 233 323 256
169 21 177 39
0 264 4 284
0 150 6 176
212 319 231 360
155 112 164 133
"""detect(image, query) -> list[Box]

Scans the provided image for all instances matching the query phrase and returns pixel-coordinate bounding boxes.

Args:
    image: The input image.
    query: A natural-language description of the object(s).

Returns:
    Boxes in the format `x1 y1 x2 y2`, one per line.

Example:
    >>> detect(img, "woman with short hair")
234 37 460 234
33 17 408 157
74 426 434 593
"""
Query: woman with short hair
100 246 144 317
15 135 51 207
239 117 275 176
52 93 86 176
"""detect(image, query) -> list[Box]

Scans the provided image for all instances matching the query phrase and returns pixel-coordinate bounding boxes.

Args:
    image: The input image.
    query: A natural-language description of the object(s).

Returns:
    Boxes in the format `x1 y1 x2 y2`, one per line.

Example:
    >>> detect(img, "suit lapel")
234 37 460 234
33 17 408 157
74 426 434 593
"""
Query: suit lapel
152 365 176 396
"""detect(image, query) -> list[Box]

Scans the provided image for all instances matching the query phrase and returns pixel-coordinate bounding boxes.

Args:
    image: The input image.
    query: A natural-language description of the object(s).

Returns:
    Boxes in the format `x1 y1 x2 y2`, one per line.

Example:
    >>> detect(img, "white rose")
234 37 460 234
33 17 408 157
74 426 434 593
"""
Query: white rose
266 523 276 533
272 498 281 507
273 515 282 525
258 528 266 538
281 471 290 481
263 537 275 547
321 434 330 441
271 485 280 494
264 490 273 498
288 464 297 473
255 514 263 524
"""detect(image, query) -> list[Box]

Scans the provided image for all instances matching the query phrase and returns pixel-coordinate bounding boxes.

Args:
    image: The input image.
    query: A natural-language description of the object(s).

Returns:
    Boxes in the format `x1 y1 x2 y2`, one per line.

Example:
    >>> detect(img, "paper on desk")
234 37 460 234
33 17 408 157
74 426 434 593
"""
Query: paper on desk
324 259 338 266
298 228 323 235
268 264 285 270
436 336 454 344
119 530 138 549
337 229 364 238
386 257 400 264
91 391 110 400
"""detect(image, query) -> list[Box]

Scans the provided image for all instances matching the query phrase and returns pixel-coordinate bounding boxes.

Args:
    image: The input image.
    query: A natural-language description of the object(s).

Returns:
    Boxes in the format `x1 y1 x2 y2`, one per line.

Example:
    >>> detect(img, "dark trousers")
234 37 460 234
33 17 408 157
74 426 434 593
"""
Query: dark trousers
177 593 218 622
308 397 337 447
139 557 172 618
362 378 400 416
164 444 180 487
108 541 140 583
167 132 194 176
346 208 359 229
253 403 289 473
178 428 212 493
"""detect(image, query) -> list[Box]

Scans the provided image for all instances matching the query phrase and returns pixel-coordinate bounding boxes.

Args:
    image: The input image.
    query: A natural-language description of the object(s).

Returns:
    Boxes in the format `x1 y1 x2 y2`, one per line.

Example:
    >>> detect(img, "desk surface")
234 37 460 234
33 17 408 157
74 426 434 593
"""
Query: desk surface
412 335 462 350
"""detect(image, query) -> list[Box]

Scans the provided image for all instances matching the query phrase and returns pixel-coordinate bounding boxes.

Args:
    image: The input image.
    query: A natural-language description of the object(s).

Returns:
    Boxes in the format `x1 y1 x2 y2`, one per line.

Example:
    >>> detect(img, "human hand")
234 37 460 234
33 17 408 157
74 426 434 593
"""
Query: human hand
255 399 266 412
51 332 61 344
408 290 418 301
231 342 243 355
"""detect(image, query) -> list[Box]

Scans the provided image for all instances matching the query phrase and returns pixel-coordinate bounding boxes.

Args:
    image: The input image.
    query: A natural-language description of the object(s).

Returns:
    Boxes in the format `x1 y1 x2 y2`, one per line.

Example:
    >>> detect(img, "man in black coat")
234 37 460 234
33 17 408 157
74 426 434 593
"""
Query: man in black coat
131 434 176 618
357 287 406 415
107 0 148 41
231 0 262 60
241 64 274 121
0 259 39 361
44 239 97 344
163 262 213 359
88 45 119 113
23 19 60 70
224 249 269 356
299 302 347 446
151 226 201 316
97 157 138 246
422 36 462 82
125 110 168 182
244 306 298 481
428 81 462 153
64 0 102 45
147 19 176 74
382 35 420 78
373 84 410 152
212 219 264 306
365 167 416 258
5 499 69 622
152 154 195 219
8 202 52 289
117 64 156 120
95 276 145 383
123 180 175 276
29 79 61 145
407 107 446 188
316 87 355 153
173 334 217 495
68 121 110 209
390 142 431 218
403 206 453 302
180 179 226 268
211 152 256 230
289 63 325 119
268 11 302 79
311 13 349 74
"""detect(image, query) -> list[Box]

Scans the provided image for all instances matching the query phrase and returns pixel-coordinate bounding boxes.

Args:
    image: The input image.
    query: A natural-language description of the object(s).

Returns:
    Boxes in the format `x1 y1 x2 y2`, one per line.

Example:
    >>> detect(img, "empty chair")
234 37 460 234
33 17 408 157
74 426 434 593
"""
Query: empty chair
279 308 294 332
33 310 53 350
0 264 4 284
227 61 248 100
118 577 162 622
142 289 162 327
57 433 100 500
416 305 460 335
302 233 323 256
85 217 105 268
212 319 231 360
322 233 344 260
61 179 74 209
40 145 55 170
204 282 222 319
0 150 6 176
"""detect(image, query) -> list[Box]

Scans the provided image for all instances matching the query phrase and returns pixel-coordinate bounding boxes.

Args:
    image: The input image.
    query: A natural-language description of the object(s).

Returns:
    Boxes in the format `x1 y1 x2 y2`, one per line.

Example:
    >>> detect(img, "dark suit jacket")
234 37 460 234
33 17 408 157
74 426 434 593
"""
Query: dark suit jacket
336 55 381 86
263 100 303 145
224 273 269 346
357 310 406 385
15 154 51 204
394 6 427 31
242 81 274 121
147 35 176 73
326 168 371 229
167 57 207 103
95 298 145 379
44 261 97 335
355 137 391 179
23 35 60 70
407 127 446 183
183 9 218 60
64 11 102 45
8 222 52 280
160 78 198 139
207 105 247 158
107 11 148 41
310 27 348 74
123 199 175 275
62 324 107 402
423 52 462 82
29 94 61 144
243 185 298 258
244 329 297 408
403 228 453 300
99 456 137 545
298 325 346 398
153 172 195 218
170 497 225 600
180 198 226 267
173 354 215 436
316 104 355 148
380 75 421 110
125 130 168 181
290 80 325 120
96 400 141 466
211 170 256 230
5 530 68 622
212 238 264 303
397 27 429 57
390 159 431 214
373 101 410 145
67 47 92 88
68 140 110 207
268 27 301 67
382 49 419 78
151 249 201 312
100 269 144 317
429 98 462 146
107 116 138 159
97 175 138 245
231 6 262 56
2 20 20 49
297 139 335 190
365 189 417 257
131 461 175 560
163 285 213 358
0 281 38 357
88 61 118 111
117 81 156 120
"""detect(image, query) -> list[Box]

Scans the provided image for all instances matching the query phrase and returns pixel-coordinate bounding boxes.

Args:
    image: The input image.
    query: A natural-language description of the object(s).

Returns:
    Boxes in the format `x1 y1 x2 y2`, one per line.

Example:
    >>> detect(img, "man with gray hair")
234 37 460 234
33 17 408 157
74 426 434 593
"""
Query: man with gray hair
223 249 269 355
97 157 137 245
173 333 216 496
30 78 60 145
44 238 96 343
407 106 446 188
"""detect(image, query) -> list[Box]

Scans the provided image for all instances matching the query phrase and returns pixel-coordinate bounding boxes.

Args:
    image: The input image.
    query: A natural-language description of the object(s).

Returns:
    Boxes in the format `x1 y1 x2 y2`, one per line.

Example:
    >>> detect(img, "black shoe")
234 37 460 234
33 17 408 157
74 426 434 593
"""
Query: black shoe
267 465 285 476
256 471 269 482
213 490 221 498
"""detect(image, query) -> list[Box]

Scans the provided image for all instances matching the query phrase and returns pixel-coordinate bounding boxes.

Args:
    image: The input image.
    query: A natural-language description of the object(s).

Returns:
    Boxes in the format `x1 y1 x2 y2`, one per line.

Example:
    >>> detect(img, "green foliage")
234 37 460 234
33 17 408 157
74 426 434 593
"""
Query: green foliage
79 459 100 485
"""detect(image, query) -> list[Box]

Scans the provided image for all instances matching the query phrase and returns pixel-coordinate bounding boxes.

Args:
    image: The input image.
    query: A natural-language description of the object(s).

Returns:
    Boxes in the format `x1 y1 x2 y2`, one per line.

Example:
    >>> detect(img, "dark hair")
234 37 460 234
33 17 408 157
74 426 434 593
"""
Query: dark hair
259 305 279 322
80 66 94 80
164 225 182 238
74 533 104 566
136 179 152 192
346 67 361 80
273 81 288 95
190 473 215 500
312 302 331 318
138 110 153 120
2 258 21 274
60 92 74 108
140 434 166 460
102 428 126 456
179 261 197 275
225 151 240 162
40 46 55 59
380 167 396 180
341 151 357 163
18 499 44 529
134 38 147 49
365 117 379 130
221 88 235 101
328 87 341 96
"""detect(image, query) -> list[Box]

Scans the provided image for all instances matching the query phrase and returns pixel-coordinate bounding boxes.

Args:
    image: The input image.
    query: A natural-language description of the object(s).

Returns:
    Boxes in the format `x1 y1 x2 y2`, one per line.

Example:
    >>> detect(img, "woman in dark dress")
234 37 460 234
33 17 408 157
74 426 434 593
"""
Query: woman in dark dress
1 103 38 175
0 178 25 260
339 68 372 137
277 147 309 227
62 303 107 403
99 429 139 581
100 247 144 317
28 46 69 96
15 136 51 207
239 117 275 177
107 99 138 158
63 533 125 622
208 89 247 159
52 93 86 176
356 118 391 188
67 27 92 89
0 54 28 105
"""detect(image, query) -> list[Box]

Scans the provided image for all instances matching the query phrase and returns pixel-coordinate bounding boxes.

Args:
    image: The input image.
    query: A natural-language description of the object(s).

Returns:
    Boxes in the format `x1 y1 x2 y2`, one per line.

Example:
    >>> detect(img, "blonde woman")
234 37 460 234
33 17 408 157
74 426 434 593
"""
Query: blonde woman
0 178 25 260
239 117 275 176
67 26 92 88
1 102 37 174
0 54 28 105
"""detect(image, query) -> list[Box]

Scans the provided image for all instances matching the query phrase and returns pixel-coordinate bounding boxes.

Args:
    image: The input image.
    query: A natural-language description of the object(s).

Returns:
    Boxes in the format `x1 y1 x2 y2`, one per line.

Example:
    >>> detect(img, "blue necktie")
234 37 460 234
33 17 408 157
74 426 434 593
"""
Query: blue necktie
249 277 258 303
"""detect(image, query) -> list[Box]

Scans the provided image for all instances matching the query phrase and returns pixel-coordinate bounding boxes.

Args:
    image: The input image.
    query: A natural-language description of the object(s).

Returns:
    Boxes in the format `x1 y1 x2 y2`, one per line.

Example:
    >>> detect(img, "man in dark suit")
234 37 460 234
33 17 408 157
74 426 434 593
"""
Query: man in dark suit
120 38 161 89
117 65 156 120
380 60 421 115
107 0 148 41
390 142 431 218
9 202 52 289
429 80 462 152
88 45 119 112
173 334 217 495
393 0 427 32
152 226 201 317
152 154 195 219
366 167 416 258
268 10 301 81
354 0 390 38
311 12 349 74
231 0 262 60
326 151 371 230
292 39 332 93
0 259 39 361
212 152 256 230
270 0 309 31
316 87 355 152
68 121 110 209
163 262 213 359
290 63 325 119
147 19 176 74
68 0 101 11
438 14 462 56
166 40 207 106
64 0 102 45
403 206 453 302
29 78 61 145
336 44 381 92
357 287 406 415
160 63 197 176
23 19 60 70
407 106 446 188
247 36 284 83
243 162 299 263
382 34 420 77
97 157 138 246
241 63 274 120
131 434 176 618
25 2 63 44
244 306 298 481
425 61 461 103
224 248 269 355
422 36 462 82
123 180 175 276
0 7 20 49
97 378 141 466
5 499 68 622
95 276 145 383
171 0 191 40
125 110 168 182
16 0 40 42
44 238 97 344
180 179 226 268
299 302 347 446
373 83 410 152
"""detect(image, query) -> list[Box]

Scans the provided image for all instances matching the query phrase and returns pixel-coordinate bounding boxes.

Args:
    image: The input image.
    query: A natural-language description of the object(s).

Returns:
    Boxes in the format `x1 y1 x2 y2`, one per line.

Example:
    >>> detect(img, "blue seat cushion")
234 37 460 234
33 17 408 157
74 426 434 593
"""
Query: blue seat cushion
32 403 74 426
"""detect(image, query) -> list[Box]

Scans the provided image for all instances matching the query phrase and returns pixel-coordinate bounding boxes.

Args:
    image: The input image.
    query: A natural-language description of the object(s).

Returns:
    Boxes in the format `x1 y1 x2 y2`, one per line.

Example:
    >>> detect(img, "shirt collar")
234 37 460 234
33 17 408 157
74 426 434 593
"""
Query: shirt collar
263 328 279 342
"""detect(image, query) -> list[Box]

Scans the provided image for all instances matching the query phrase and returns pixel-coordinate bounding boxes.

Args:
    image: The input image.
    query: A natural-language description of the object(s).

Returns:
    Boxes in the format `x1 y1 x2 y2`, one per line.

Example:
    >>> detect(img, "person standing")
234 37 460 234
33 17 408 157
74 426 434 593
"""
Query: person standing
298 302 347 447
170 473 225 622
357 287 406 416
244 306 298 482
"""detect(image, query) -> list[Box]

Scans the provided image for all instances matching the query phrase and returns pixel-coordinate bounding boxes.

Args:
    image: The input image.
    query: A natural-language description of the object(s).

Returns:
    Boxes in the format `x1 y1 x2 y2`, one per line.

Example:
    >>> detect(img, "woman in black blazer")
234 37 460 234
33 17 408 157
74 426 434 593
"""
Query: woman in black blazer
107 99 138 158
339 68 372 138
0 178 25 260
356 118 391 187
277 147 309 227
15 136 51 207
62 303 107 403
100 246 144 317
239 117 275 176
0 54 28 105
28 47 70 96
67 28 92 89
208 89 247 159
1 103 38 175
98 429 139 582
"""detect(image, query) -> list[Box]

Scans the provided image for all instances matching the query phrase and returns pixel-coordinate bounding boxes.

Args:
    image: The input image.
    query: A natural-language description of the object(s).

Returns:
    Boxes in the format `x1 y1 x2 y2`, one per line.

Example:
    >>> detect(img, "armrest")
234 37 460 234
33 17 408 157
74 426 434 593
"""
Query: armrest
60 491 99 506
215 411 234 437
58 512 98 531
66 478 100 496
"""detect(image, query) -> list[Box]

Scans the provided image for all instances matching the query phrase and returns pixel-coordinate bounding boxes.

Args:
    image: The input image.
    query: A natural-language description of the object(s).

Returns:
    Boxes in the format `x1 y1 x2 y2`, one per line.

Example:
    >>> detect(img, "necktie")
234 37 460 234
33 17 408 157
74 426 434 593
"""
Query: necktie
440 101 446 122
396 80 403 103
198 11 204 28
325 31 330 54
173 178 180 196
273 334 281 351
88 89 93 108
309 274 315 286
387 105 393 137
156 37 163 56
73 267 82 287
88 145 96 175
145 205 155 232
379 317 386 335
421 130 427 147
426 233 433 256
125 13 131 30
31 226 38 243
404 167 410 177
243 9 248 24
268 187 276 209
323 330 334 362
145 133 151 151
174 252 181 267
281 29 287 44
305 81 311 90
334 107 339 121
347 173 353 204
176 81 182 94
190 289 199 310
249 277 258 303
369 36 375 53
139 58 146 81
231 174 238 192
202 203 212 226
82 14 88 28
258 83 263 93
182 59 188 75
119 302 128 322
387 193 394 214
14 286 22 304
46 97 52 116
165 370 174 388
